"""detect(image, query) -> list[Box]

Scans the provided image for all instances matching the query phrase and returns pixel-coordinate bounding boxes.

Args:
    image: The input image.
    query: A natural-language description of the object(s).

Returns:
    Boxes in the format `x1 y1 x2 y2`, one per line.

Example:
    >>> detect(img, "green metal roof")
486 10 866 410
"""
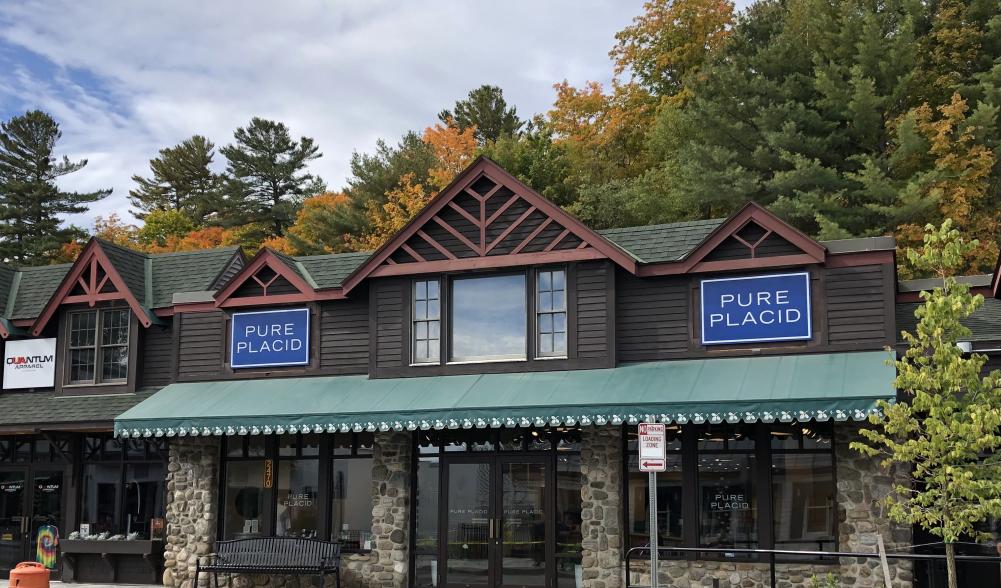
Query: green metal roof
294 251 372 289
116 351 894 438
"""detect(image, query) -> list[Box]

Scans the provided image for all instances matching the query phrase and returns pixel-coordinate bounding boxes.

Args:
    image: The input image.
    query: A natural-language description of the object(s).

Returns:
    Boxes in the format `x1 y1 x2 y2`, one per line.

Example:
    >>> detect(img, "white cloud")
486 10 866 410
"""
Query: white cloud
0 0 644 228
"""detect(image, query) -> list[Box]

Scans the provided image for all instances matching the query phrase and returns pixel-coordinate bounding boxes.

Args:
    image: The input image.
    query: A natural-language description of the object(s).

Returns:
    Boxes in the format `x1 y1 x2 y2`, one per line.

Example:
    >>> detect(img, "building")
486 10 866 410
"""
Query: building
2 157 996 588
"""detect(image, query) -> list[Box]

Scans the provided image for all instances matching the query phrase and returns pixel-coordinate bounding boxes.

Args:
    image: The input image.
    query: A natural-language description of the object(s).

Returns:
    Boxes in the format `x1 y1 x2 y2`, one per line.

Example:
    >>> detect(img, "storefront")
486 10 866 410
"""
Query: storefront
10 157 989 587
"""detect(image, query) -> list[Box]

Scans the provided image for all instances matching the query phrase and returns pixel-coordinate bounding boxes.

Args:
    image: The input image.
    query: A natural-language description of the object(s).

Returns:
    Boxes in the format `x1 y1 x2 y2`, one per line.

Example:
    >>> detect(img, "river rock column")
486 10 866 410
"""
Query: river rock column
348 431 412 588
580 426 624 588
163 437 221 588
836 423 913 588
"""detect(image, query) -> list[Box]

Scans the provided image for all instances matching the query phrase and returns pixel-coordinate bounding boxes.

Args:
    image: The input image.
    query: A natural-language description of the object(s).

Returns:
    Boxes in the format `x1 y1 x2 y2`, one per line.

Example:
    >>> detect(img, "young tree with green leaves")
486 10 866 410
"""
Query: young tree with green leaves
852 221 1001 588
439 85 523 145
220 117 322 237
129 135 223 224
0 110 111 265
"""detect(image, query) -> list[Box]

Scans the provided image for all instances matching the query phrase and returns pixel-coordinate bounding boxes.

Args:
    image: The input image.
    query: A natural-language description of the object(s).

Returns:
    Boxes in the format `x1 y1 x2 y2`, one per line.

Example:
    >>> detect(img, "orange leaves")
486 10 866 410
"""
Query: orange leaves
611 0 734 97
896 94 999 273
424 118 477 191
348 173 433 252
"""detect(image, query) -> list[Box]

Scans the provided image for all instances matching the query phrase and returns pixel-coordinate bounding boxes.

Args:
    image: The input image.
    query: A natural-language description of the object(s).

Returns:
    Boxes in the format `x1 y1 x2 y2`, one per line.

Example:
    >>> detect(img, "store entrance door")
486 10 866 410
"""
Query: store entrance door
441 455 551 588
0 468 64 579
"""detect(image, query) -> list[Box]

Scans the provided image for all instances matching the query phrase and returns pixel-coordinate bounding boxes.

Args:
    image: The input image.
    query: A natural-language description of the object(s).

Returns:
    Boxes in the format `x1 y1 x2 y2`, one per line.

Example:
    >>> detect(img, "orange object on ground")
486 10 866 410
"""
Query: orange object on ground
9 561 50 588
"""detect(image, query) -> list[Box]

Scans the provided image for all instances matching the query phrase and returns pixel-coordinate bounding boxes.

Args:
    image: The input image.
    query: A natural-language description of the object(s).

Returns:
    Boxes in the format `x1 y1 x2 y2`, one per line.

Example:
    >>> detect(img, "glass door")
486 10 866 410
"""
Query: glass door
497 458 548 588
0 471 26 576
443 460 493 588
441 456 551 588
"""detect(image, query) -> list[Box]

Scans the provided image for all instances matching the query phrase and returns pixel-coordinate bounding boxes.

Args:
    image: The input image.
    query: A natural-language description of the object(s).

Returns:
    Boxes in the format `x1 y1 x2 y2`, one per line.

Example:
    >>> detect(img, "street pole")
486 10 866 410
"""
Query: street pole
649 470 658 588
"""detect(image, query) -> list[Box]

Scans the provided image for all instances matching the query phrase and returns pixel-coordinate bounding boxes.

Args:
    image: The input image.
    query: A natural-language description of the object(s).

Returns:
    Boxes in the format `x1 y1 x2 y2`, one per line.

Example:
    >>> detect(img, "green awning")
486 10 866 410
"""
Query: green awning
115 351 895 438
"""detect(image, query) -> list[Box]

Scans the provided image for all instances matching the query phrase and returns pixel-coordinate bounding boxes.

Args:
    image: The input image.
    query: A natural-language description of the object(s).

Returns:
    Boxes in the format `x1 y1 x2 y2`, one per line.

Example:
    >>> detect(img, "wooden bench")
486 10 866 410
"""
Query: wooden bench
194 537 341 588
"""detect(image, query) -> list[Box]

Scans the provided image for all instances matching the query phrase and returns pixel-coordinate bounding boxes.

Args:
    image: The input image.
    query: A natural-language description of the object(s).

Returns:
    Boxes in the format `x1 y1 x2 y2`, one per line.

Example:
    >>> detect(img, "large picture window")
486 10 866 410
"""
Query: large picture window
450 274 526 362
624 422 837 560
220 434 373 549
66 308 130 385
80 435 166 539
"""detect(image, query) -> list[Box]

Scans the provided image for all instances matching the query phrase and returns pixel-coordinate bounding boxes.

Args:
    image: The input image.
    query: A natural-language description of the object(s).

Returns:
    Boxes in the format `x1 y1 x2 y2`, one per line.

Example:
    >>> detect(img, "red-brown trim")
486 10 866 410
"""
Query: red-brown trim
30 239 152 337
213 249 319 307
339 157 638 294
367 248 607 278
992 255 1001 298
0 321 8 339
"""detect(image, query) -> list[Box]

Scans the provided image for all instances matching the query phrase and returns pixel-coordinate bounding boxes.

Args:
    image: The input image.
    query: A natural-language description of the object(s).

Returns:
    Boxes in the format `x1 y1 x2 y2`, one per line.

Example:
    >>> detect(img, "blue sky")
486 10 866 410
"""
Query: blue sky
0 0 651 228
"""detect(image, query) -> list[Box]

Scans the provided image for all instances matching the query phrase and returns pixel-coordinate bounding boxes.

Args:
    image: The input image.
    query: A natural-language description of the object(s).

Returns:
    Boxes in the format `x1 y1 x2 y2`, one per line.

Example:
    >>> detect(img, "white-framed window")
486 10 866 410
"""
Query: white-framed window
66 308 130 384
412 279 441 364
536 269 567 358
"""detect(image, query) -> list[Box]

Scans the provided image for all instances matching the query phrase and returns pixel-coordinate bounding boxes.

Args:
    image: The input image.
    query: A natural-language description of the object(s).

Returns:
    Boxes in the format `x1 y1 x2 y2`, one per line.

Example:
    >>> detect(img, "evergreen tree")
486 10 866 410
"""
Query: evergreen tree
439 85 523 145
129 135 224 224
220 117 322 237
0 110 111 265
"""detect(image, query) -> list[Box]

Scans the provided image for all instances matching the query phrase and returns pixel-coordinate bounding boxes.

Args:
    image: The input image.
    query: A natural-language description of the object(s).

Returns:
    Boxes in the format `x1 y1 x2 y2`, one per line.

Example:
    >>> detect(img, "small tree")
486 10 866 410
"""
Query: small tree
852 220 1001 588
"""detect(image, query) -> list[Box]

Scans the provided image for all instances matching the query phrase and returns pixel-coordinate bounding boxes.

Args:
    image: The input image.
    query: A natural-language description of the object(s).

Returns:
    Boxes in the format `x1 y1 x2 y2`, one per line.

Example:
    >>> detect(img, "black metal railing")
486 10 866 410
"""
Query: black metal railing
624 545 1001 588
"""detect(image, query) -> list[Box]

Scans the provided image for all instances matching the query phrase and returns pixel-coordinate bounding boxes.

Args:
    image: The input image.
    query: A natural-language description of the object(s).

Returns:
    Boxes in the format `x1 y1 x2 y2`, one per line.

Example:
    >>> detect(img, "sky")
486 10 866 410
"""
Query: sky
0 0 648 229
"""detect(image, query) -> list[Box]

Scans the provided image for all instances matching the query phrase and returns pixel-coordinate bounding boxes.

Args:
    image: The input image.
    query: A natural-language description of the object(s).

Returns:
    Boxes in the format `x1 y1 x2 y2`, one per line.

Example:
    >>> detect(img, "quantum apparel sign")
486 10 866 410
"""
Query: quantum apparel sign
230 308 310 369
700 272 812 345
3 338 57 389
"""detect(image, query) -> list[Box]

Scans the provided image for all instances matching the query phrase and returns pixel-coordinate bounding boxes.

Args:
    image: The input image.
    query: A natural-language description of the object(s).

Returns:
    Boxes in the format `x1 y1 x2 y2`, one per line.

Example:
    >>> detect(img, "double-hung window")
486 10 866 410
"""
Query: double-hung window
412 280 441 364
67 308 130 385
536 269 567 358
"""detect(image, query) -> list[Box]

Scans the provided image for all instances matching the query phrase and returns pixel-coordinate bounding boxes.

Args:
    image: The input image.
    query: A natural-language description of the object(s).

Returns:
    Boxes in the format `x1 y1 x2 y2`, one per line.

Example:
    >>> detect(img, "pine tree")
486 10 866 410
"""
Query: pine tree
0 110 111 265
129 135 224 224
439 85 522 145
220 117 322 237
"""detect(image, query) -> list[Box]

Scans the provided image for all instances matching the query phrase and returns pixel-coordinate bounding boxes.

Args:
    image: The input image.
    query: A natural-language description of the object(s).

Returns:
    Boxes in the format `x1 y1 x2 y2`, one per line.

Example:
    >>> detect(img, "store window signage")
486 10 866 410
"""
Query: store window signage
3 338 57 390
700 272 811 345
230 308 310 369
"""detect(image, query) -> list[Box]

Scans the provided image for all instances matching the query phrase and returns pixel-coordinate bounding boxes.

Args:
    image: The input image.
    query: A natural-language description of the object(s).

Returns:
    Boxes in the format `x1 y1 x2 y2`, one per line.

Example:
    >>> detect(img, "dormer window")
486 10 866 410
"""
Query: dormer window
66 308 130 385
536 269 567 358
450 274 526 363
412 280 441 364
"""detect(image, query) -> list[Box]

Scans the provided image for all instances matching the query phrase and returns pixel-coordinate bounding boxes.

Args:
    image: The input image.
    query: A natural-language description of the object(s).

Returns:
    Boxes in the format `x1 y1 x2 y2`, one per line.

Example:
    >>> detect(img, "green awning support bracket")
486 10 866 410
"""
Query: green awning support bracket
115 351 895 438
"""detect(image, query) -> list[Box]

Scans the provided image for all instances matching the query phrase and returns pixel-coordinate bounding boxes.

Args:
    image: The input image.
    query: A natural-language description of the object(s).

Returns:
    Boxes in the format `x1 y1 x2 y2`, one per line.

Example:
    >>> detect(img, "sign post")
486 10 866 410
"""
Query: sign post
638 423 666 588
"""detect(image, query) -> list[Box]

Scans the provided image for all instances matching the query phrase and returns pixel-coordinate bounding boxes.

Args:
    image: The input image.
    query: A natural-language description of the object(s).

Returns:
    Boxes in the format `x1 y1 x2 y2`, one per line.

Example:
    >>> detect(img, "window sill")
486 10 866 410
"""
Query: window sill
533 355 568 361
446 357 527 366
63 381 128 388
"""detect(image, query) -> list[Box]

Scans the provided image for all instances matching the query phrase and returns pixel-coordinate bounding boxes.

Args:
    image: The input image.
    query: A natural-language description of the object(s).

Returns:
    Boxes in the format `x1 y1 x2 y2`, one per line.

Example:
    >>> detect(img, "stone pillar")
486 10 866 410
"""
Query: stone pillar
346 431 412 588
163 437 221 588
580 426 624 588
836 424 913 588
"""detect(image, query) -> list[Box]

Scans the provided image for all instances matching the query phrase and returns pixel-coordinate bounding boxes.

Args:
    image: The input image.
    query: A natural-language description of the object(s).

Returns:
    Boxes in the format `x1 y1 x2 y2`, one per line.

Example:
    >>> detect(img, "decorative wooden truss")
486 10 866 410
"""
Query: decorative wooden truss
637 202 827 277
340 157 637 294
31 239 153 336
213 249 333 308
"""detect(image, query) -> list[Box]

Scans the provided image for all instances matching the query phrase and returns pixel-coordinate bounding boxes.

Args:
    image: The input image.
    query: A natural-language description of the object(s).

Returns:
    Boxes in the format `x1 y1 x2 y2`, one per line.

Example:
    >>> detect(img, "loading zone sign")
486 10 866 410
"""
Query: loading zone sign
231 308 310 369
700 272 812 345
638 423 667 472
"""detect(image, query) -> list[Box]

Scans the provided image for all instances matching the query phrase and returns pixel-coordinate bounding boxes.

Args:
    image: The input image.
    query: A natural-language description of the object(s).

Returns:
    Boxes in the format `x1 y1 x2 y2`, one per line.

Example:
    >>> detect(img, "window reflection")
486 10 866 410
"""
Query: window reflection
451 274 526 362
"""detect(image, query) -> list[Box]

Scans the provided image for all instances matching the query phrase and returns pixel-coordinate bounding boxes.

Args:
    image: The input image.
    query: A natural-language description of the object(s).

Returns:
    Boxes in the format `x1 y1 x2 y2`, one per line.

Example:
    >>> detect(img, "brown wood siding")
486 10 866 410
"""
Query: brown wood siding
616 272 690 362
755 233 802 257
320 296 370 374
373 280 405 369
177 311 225 380
704 237 751 261
576 261 610 360
140 325 174 387
824 264 893 346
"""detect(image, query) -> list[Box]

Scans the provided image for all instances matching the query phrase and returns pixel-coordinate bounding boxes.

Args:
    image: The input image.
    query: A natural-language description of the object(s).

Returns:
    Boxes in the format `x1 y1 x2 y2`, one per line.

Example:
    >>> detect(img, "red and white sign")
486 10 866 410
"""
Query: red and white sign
638 422 667 472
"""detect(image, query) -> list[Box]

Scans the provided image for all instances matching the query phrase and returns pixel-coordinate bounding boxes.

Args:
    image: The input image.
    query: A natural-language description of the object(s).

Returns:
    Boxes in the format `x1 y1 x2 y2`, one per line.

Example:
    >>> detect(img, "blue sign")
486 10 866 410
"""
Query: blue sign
700 272 812 345
231 308 310 369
